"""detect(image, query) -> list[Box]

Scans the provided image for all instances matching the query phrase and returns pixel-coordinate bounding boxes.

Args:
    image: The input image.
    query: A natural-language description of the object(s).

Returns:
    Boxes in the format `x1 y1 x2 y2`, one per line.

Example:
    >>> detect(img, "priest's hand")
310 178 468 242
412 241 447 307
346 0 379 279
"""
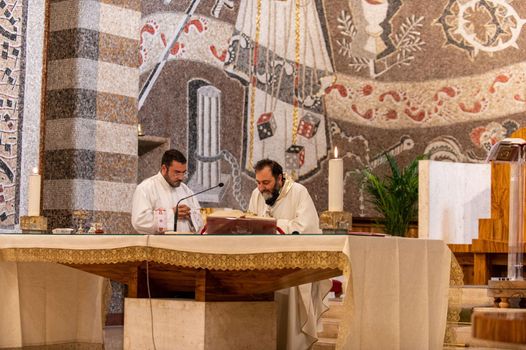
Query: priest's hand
176 204 191 220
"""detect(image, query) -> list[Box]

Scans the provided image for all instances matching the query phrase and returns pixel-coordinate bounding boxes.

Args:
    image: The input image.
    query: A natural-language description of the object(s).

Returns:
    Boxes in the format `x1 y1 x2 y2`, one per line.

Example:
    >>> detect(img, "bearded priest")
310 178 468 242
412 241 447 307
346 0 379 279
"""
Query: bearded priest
248 159 321 234
248 159 329 350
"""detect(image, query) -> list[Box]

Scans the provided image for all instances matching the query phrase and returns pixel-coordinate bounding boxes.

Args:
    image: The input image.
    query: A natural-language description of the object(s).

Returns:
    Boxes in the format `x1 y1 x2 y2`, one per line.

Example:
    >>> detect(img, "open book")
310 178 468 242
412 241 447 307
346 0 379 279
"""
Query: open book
205 210 276 234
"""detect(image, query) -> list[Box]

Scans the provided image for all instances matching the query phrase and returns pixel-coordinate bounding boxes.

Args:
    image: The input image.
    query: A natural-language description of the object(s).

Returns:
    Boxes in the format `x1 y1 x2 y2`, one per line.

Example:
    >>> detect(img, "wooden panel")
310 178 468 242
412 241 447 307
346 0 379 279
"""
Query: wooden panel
489 162 510 241
195 267 341 301
511 128 526 142
473 310 526 344
479 127 526 244
63 262 342 301
474 253 490 285
472 130 526 284
448 244 473 253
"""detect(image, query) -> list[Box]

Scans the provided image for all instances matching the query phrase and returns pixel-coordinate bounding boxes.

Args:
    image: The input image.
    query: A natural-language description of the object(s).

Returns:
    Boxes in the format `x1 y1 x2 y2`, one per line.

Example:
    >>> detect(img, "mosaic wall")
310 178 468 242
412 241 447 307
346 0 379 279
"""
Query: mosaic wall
0 0 26 228
139 0 526 217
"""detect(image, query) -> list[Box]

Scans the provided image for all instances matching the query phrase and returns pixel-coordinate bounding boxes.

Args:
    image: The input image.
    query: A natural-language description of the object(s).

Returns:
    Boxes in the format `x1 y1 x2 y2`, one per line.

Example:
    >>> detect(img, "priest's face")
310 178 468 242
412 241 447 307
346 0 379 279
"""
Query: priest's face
161 160 187 188
255 166 282 203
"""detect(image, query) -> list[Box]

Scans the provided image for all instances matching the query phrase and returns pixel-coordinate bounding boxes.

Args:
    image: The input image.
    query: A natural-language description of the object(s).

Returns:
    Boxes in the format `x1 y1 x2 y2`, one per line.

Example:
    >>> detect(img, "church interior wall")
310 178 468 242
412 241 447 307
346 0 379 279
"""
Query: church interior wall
3 0 526 232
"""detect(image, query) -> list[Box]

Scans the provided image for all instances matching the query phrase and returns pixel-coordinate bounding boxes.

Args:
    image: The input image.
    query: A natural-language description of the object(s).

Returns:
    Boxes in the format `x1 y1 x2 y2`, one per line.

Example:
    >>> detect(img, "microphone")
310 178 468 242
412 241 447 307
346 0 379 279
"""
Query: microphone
174 182 224 232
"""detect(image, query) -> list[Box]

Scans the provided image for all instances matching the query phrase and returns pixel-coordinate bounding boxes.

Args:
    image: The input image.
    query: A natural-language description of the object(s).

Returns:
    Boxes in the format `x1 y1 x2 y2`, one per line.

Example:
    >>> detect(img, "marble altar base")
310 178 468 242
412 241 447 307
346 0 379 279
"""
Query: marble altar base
124 298 276 350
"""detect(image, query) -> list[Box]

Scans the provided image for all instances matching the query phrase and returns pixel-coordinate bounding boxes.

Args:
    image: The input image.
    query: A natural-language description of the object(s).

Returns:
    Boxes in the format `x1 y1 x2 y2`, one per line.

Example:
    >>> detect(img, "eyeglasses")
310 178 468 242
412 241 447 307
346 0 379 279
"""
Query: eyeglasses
173 170 187 177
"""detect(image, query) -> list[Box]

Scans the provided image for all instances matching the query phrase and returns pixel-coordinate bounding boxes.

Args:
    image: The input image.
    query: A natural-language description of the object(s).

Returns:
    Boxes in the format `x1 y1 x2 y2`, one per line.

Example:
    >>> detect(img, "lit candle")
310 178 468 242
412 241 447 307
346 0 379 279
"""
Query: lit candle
28 167 41 217
328 147 344 212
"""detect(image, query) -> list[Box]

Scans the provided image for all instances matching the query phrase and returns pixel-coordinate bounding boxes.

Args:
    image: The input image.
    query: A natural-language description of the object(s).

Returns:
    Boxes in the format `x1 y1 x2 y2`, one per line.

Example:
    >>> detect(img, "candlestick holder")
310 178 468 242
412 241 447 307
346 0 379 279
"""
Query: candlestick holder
320 210 352 234
20 215 48 234
72 210 88 234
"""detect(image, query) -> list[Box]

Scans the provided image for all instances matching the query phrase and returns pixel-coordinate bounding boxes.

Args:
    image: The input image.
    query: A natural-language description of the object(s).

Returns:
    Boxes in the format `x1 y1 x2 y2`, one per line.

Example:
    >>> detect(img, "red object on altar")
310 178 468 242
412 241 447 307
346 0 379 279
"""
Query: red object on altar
205 216 277 235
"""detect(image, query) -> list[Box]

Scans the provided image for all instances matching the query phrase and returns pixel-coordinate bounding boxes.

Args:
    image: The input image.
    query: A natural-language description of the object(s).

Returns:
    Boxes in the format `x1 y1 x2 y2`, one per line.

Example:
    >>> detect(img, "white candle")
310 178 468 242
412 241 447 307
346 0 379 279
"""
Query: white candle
328 147 344 212
28 167 41 217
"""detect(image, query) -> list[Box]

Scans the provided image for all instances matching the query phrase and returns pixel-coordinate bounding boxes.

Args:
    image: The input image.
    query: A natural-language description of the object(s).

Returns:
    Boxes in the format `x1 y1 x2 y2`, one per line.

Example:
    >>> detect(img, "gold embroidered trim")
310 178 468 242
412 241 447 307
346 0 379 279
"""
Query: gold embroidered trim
444 254 464 346
0 247 347 271
3 343 103 350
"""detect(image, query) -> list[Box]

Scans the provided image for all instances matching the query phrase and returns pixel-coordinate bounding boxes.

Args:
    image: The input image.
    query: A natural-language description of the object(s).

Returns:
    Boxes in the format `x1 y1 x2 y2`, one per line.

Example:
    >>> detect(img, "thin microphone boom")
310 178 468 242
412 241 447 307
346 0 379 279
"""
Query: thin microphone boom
174 182 224 232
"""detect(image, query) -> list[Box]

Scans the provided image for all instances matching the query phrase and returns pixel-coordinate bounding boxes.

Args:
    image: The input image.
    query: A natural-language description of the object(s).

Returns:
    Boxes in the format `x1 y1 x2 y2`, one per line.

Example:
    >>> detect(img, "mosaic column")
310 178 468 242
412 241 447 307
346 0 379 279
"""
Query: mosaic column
43 0 140 233
196 85 221 188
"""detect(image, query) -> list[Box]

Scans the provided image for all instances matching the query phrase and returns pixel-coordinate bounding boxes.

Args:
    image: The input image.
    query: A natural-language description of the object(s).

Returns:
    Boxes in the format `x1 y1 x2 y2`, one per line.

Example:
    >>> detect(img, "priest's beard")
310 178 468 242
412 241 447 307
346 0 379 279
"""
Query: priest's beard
261 183 281 206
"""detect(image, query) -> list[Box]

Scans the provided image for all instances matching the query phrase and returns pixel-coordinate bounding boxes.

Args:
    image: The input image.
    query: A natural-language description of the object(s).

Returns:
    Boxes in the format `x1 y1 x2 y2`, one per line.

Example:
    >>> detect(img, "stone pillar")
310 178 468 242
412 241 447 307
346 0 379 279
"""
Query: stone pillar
43 0 140 233
196 85 221 188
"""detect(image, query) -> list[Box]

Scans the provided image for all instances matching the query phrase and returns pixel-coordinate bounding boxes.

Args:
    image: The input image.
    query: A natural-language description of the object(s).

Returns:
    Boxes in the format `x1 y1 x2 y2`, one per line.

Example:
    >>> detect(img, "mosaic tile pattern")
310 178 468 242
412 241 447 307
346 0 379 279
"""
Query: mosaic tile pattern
49 0 101 33
47 58 99 91
138 140 170 183
108 280 125 313
0 0 28 228
98 2 141 40
48 28 99 62
44 149 137 183
100 0 140 12
44 149 96 180
95 152 137 183
43 209 134 234
97 61 138 97
44 0 139 233
136 0 526 217
96 92 137 125
46 89 97 120
99 33 138 68
46 89 137 124
19 0 47 225
43 179 135 217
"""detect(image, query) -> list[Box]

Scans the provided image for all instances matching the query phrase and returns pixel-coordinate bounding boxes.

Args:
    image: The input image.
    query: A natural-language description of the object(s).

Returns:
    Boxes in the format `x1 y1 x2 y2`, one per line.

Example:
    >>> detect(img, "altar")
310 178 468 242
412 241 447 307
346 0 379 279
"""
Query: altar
0 234 454 349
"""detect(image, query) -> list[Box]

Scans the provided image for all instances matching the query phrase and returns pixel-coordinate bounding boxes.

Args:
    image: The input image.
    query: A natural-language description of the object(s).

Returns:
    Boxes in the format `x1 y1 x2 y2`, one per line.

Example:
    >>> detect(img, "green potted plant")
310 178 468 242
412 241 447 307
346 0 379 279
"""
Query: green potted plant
361 153 425 236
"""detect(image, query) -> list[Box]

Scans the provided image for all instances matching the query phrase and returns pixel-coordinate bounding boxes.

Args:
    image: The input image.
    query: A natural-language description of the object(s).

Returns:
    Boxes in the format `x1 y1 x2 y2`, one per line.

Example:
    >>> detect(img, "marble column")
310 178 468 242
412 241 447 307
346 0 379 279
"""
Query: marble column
43 0 140 233
196 85 221 189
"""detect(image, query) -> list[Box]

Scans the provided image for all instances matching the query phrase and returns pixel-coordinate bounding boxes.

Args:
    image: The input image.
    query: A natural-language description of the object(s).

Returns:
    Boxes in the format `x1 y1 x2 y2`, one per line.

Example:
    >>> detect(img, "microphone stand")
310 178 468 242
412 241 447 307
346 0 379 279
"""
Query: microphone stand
174 182 224 232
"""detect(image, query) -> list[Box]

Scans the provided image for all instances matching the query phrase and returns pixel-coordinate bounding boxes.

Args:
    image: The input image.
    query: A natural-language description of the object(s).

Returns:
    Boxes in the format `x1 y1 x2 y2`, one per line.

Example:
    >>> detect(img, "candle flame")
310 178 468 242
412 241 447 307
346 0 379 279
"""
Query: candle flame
32 167 39 175
334 146 339 159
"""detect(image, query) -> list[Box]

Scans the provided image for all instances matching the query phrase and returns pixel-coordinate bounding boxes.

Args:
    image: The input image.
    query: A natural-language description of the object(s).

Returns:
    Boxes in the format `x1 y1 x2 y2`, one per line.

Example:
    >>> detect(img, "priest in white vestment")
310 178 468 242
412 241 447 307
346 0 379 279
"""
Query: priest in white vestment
248 159 331 350
248 165 321 234
132 149 203 234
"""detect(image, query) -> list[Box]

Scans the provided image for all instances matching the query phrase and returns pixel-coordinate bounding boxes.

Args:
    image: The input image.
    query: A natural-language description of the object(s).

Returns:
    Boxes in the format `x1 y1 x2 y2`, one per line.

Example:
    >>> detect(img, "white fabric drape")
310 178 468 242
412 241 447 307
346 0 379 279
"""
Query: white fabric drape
0 235 451 350
0 262 108 348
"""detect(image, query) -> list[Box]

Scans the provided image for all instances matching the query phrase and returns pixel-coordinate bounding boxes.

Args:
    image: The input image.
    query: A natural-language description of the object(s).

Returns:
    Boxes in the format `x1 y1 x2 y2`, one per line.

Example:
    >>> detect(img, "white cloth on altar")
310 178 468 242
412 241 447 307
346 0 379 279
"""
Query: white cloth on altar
132 172 203 234
0 262 108 348
0 235 452 350
248 178 321 234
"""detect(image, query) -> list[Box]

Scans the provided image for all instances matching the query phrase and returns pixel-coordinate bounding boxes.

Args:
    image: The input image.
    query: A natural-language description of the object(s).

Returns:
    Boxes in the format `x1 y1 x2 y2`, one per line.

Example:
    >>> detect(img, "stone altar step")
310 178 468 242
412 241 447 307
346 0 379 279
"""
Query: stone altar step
322 298 345 319
312 337 337 350
318 317 340 339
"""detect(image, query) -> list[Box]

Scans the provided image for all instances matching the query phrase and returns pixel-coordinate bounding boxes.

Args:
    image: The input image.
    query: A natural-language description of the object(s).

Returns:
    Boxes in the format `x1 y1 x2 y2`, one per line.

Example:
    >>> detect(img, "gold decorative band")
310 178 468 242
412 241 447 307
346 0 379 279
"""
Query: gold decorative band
0 246 348 271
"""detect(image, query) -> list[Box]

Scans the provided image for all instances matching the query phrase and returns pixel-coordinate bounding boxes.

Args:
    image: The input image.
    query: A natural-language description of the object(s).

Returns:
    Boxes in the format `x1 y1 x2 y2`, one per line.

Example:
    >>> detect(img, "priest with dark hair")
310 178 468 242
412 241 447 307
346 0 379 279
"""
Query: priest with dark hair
248 159 321 234
131 149 203 234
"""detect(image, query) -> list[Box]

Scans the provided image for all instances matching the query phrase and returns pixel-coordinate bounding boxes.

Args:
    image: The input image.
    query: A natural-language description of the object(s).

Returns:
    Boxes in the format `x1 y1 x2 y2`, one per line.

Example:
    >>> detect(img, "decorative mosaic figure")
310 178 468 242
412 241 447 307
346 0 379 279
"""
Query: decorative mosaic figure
297 113 321 139
196 85 221 189
257 112 277 140
285 144 305 169
225 0 333 179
